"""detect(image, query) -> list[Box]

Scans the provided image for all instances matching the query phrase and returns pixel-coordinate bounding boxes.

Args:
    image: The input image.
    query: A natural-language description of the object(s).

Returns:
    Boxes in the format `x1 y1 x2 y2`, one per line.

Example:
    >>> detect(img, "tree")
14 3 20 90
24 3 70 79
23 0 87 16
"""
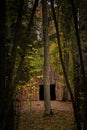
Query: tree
0 0 14 129
50 1 83 130
0 0 39 129
42 0 52 115
60 0 71 101
79 0 87 129
0 0 7 129
70 0 87 129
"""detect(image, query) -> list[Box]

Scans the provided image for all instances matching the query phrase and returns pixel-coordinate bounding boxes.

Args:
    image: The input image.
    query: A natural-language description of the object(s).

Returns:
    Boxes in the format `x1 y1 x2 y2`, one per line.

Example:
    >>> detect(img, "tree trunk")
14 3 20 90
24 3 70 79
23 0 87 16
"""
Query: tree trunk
50 1 81 130
80 1 87 129
70 0 87 129
42 0 52 116
61 0 71 101
62 41 69 101
0 0 14 130
71 36 82 130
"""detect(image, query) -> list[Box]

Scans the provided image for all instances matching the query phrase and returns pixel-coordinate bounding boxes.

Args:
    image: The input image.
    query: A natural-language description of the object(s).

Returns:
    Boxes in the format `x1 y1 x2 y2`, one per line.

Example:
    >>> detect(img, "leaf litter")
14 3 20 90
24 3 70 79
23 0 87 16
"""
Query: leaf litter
18 106 74 130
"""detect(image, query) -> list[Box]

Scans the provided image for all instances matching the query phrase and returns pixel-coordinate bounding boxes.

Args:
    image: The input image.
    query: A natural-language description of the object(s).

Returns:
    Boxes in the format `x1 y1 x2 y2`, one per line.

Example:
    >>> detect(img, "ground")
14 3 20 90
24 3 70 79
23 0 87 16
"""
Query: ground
16 101 75 130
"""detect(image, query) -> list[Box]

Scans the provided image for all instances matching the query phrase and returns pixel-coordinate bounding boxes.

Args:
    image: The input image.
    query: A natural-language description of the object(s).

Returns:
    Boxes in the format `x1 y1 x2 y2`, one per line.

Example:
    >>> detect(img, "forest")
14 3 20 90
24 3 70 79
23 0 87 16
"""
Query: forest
0 0 87 130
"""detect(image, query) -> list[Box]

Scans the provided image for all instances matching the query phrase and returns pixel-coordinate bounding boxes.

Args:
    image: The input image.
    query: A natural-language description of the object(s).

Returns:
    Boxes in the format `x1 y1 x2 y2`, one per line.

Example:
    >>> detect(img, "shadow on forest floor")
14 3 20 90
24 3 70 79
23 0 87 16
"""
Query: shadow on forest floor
16 101 75 130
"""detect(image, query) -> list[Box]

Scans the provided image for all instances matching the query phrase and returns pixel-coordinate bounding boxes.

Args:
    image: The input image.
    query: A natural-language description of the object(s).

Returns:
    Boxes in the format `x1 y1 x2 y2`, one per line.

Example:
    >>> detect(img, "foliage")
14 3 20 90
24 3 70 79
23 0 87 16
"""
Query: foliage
50 42 63 74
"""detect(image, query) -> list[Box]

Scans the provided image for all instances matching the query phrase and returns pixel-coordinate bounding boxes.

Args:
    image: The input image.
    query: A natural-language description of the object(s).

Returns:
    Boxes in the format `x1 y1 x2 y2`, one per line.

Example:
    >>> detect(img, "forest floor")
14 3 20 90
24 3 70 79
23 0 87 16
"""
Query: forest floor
17 101 75 130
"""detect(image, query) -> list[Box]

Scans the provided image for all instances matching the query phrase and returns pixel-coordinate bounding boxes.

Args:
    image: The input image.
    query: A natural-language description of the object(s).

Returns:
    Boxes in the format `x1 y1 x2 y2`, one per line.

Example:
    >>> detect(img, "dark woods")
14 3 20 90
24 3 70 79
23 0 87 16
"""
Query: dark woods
0 0 87 130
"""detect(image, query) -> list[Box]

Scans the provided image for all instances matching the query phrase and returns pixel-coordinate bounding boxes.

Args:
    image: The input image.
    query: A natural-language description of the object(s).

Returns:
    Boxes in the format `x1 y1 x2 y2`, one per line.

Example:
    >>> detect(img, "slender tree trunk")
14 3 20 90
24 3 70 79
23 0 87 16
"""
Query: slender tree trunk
61 0 71 101
80 1 87 129
42 0 52 115
62 41 69 101
70 0 87 129
50 1 82 130
71 36 82 130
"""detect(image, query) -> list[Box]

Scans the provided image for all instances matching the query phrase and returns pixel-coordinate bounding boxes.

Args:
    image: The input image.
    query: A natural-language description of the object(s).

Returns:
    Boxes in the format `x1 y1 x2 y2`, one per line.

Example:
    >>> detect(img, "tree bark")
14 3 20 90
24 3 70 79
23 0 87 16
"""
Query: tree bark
42 0 52 115
70 0 87 129
71 36 82 130
0 0 14 130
